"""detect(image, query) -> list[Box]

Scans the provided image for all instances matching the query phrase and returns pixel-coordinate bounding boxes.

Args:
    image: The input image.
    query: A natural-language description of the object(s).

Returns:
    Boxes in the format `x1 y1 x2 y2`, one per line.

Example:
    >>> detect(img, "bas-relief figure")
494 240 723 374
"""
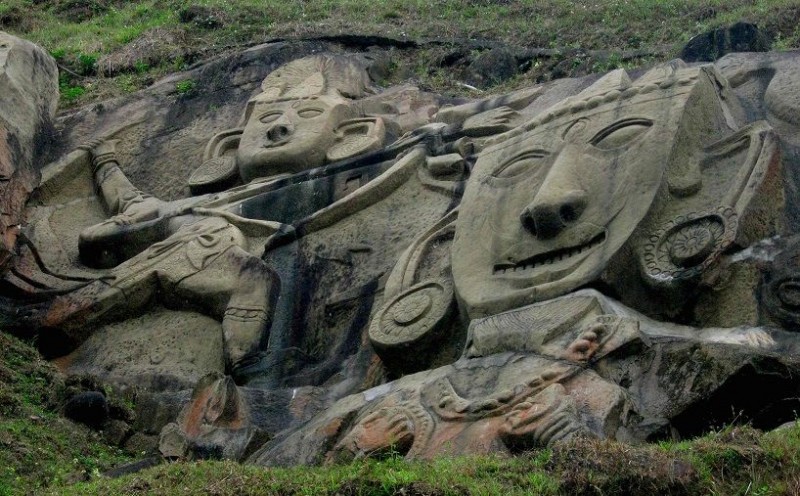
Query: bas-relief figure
249 60 800 465
7 54 453 387
5 41 800 466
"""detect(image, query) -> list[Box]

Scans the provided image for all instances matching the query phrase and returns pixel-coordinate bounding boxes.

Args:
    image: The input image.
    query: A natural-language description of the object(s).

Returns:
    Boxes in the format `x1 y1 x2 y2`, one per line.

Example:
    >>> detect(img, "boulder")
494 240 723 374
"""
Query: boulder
64 391 109 429
681 22 770 62
0 32 58 273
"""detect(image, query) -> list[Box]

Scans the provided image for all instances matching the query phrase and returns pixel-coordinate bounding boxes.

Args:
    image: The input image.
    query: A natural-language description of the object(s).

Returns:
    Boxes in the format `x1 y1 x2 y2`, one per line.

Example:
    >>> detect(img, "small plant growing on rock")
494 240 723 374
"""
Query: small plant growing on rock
175 79 196 96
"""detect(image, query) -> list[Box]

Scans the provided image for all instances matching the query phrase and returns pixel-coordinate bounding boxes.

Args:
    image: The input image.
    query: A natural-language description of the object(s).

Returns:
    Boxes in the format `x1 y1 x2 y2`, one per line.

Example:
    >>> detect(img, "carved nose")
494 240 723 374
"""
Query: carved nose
520 189 588 239
267 124 292 143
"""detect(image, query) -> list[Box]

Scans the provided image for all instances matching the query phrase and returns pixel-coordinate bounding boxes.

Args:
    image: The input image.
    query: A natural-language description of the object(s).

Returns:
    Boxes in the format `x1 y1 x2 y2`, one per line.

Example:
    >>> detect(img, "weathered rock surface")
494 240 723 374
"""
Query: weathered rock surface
0 32 58 273
681 22 771 62
5 31 800 468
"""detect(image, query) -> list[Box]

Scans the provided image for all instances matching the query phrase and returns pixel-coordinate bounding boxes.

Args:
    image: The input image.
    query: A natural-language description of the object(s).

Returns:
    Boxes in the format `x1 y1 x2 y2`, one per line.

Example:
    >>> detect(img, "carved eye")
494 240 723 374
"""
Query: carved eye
491 150 550 179
589 119 653 150
259 112 283 124
297 108 325 118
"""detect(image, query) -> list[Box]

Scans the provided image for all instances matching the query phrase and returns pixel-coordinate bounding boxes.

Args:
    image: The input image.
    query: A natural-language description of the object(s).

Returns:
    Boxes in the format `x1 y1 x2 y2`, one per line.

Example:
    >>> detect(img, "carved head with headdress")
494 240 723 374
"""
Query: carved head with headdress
451 61 782 318
190 54 393 192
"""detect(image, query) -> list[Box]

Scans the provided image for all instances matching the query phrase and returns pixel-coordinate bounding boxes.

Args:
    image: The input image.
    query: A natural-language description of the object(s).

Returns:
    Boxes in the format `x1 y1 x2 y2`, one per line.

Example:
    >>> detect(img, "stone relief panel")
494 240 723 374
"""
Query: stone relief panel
4 32 800 466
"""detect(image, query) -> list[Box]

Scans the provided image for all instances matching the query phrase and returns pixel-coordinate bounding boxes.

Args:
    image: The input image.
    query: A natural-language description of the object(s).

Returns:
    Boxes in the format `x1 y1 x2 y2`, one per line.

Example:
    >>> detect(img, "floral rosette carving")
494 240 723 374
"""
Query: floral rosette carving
641 206 738 285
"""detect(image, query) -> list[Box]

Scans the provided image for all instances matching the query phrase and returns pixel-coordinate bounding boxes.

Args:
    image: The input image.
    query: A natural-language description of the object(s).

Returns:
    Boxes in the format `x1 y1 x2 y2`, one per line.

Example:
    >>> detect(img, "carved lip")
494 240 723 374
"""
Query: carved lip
262 140 289 149
492 231 607 276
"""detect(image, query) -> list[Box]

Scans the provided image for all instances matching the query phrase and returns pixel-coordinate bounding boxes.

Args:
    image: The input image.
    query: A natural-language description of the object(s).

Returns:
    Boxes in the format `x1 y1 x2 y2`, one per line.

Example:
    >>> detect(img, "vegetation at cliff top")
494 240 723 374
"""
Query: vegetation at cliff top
1 0 799 106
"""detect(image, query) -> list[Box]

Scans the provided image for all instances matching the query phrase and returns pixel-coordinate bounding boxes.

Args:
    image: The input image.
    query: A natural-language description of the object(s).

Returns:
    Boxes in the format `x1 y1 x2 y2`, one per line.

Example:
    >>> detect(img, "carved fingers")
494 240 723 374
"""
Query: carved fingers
501 383 583 447
564 322 605 362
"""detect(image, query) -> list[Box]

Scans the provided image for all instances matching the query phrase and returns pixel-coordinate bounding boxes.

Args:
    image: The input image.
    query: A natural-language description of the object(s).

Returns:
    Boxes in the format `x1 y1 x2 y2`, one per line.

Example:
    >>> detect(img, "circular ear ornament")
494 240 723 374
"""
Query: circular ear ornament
759 239 800 331
641 206 738 286
187 156 239 195
369 280 454 355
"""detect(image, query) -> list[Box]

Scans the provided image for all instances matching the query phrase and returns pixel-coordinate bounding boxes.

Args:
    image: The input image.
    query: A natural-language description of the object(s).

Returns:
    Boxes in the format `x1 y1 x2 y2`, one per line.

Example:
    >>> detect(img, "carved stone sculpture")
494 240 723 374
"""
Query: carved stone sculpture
4 34 800 467
253 61 800 464
452 62 780 319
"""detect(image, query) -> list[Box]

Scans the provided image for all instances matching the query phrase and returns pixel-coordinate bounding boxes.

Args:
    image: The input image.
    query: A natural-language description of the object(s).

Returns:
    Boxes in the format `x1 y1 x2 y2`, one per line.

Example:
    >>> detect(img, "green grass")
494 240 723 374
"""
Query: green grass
0 333 134 496
175 78 196 95
43 423 800 495
52 452 559 495
1 0 799 107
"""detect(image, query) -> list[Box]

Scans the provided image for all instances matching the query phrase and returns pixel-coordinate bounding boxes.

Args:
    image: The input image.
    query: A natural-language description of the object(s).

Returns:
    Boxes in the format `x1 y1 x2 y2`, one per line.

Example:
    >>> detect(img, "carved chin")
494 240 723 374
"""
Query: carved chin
237 147 326 180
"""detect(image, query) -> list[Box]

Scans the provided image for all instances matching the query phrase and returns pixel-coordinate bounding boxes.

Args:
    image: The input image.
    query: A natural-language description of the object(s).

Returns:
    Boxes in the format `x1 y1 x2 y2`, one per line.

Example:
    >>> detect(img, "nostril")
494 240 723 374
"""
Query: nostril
560 205 577 223
519 208 538 236
268 125 291 142
521 190 587 238
559 192 587 224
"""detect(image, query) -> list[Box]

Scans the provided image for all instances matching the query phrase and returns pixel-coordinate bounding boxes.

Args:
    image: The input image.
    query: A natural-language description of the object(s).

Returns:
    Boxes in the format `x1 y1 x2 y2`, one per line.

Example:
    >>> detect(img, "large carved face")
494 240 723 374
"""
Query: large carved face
236 94 352 182
453 67 736 317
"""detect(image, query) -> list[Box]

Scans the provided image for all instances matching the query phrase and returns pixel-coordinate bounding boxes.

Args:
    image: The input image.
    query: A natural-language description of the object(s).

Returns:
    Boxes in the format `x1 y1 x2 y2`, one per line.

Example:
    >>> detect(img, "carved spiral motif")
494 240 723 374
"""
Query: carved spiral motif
641 207 737 283
762 274 800 331
369 280 453 349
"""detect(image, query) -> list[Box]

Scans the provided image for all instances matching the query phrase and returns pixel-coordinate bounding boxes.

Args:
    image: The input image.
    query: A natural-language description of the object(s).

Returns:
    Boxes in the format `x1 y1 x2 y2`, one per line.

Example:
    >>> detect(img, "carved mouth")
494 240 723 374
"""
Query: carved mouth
262 140 289 149
492 231 606 275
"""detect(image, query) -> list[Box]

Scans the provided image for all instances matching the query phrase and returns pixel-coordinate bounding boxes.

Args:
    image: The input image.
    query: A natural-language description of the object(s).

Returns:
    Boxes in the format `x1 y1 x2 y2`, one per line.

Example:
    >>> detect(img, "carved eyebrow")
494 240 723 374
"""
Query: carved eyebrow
589 118 653 149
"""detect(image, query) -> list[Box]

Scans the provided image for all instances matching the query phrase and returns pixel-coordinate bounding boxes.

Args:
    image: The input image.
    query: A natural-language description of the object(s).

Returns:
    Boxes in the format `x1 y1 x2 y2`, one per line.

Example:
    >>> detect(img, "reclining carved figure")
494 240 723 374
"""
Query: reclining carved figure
3 53 519 384
3 54 435 381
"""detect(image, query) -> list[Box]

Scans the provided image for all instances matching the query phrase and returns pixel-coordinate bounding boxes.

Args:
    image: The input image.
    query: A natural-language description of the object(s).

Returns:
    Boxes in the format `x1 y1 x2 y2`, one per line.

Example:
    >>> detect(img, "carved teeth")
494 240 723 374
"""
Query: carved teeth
492 231 607 275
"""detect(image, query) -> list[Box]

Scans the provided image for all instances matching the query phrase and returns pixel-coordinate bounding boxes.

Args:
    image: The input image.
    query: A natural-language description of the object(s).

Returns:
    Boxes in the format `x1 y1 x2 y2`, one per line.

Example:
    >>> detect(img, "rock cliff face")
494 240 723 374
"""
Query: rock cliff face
0 32 58 272
5 30 800 466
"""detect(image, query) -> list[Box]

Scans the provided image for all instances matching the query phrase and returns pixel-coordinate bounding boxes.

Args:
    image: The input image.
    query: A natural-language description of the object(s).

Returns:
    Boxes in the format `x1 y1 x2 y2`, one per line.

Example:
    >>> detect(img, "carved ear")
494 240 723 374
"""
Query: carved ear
700 122 779 212
667 121 772 199
638 121 781 288
369 210 458 375
326 117 386 163
203 128 243 161
187 129 244 195
670 120 782 244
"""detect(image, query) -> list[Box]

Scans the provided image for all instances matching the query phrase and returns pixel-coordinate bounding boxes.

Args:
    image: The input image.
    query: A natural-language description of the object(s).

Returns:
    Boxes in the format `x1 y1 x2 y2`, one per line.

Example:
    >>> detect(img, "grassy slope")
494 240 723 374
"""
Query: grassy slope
53 425 800 495
0 333 133 496
1 0 799 107
2 0 800 494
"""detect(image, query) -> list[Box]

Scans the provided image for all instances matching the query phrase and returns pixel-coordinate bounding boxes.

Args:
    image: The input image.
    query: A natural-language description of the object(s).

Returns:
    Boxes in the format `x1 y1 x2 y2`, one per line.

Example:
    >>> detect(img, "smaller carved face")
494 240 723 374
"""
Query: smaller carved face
236 94 352 182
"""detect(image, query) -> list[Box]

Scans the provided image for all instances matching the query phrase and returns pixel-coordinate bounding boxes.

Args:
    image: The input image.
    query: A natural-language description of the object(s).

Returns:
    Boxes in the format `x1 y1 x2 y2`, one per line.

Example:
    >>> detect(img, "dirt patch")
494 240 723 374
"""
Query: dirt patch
550 439 701 496
97 27 191 76
0 6 38 33
760 4 800 45
178 5 227 30
54 0 109 23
